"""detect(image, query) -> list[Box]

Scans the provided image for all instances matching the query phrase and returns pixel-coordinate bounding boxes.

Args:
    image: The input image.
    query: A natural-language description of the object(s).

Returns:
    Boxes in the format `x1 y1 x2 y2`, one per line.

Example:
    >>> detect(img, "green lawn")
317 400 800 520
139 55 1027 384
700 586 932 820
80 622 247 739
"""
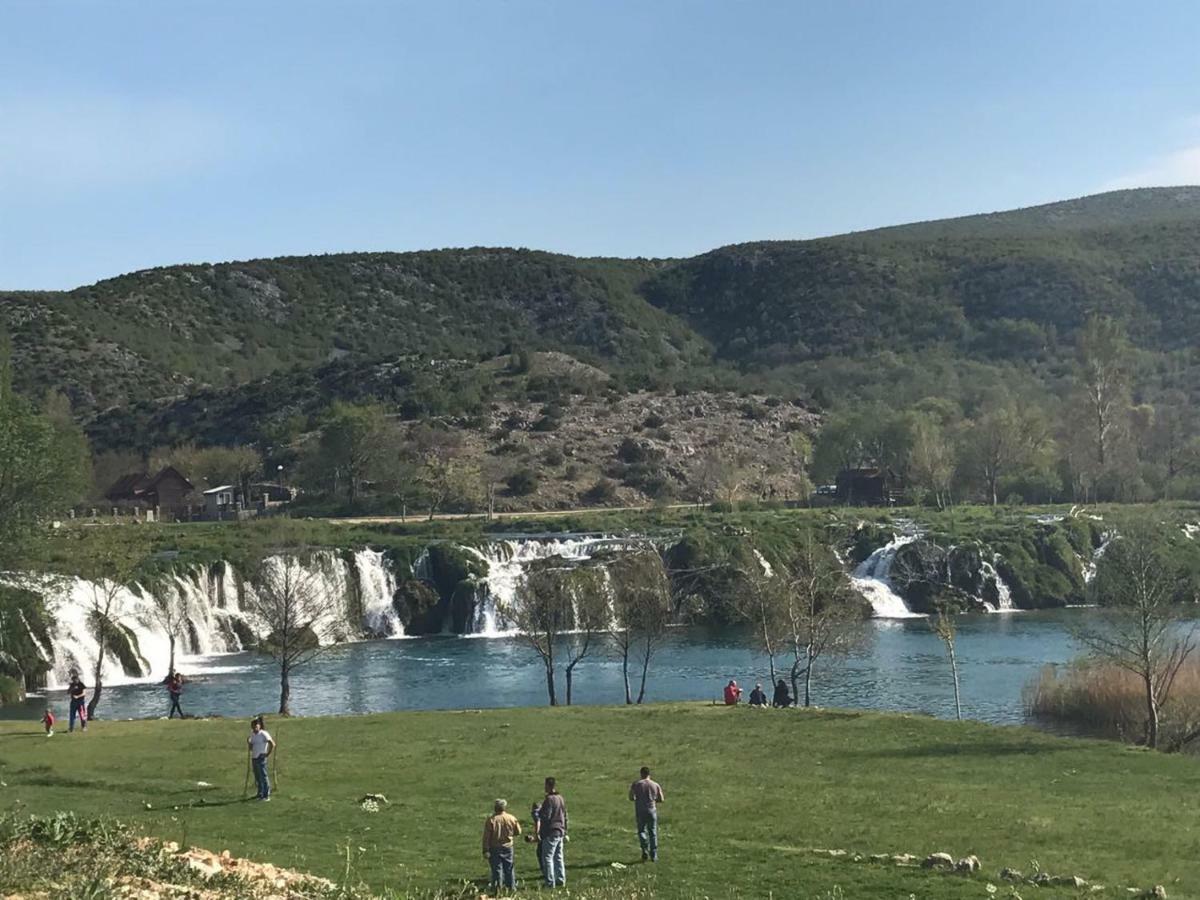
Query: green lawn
1 704 1196 898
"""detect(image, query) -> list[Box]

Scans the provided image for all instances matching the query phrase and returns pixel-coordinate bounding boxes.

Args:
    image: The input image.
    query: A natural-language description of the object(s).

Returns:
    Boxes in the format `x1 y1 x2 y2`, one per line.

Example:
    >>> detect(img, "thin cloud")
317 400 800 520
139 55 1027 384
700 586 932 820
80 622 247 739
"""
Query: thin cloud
1102 144 1200 191
0 93 238 190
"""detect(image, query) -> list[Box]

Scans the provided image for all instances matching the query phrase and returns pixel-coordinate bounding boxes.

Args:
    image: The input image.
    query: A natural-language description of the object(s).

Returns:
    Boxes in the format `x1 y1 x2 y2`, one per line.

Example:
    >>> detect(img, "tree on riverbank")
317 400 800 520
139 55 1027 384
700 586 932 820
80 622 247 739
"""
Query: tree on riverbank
605 550 673 704
930 603 963 720
246 552 342 716
1076 522 1197 749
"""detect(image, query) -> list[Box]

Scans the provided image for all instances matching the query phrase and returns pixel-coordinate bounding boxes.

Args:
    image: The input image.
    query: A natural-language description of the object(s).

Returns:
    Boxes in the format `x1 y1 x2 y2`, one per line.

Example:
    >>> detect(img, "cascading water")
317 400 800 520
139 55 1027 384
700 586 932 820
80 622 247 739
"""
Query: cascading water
31 550 405 690
463 536 638 637
979 558 1015 612
850 536 924 618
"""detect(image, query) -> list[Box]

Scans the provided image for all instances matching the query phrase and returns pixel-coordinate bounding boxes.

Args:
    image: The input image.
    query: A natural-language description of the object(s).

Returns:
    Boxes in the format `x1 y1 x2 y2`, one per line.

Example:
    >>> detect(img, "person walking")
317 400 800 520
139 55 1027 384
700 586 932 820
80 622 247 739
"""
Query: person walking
629 766 664 862
67 673 87 732
41 708 55 737
167 673 184 719
537 777 568 888
247 717 275 801
482 798 522 890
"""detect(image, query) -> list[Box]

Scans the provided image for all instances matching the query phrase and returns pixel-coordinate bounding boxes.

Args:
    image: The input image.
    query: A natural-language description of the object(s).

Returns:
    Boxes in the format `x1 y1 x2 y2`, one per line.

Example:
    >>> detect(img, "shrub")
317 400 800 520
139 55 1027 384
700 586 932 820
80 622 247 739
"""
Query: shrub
542 446 565 467
583 478 618 504
643 412 666 428
506 468 539 496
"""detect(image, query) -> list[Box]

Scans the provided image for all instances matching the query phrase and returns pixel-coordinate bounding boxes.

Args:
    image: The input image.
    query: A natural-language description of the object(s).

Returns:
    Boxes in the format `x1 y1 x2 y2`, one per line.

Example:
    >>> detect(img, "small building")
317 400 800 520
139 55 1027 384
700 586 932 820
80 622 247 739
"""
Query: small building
835 467 901 506
105 467 196 521
203 485 238 520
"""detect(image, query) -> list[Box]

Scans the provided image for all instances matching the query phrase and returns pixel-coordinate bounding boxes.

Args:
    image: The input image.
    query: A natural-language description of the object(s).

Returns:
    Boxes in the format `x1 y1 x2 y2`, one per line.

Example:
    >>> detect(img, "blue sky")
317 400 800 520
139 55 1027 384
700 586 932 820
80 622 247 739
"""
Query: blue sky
3 1 1200 289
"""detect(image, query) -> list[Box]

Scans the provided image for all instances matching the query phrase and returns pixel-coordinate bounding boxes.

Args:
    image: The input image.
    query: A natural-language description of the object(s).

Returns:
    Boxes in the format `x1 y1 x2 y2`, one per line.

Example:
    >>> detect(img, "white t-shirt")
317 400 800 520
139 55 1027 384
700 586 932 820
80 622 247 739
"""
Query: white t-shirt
249 730 273 758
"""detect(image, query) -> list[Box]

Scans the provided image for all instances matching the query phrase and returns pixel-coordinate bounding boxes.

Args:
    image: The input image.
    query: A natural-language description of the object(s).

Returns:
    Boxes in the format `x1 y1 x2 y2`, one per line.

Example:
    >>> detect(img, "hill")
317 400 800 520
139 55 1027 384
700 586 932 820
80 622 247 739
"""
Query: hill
0 705 1192 898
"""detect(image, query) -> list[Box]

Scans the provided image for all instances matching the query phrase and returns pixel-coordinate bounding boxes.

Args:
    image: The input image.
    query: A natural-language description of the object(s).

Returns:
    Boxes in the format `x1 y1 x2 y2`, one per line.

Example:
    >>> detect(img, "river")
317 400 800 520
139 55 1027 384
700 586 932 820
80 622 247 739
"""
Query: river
6 609 1085 725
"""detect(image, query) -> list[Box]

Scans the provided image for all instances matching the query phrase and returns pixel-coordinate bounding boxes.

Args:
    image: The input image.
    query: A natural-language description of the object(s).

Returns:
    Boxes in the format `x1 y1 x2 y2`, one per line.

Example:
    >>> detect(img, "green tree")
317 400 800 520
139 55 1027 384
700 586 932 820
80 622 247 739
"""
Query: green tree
313 403 391 506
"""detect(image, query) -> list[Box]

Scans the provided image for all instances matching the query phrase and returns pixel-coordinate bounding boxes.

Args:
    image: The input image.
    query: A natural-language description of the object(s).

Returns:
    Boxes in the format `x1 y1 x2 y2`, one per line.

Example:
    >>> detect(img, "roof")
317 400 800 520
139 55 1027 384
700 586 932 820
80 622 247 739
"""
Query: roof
105 466 195 500
203 485 236 495
148 466 195 491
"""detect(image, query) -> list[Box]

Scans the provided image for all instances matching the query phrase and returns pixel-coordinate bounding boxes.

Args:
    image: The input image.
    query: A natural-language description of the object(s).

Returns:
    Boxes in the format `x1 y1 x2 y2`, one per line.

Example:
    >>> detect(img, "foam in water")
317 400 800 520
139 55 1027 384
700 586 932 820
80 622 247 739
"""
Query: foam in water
980 558 1015 612
850 536 924 618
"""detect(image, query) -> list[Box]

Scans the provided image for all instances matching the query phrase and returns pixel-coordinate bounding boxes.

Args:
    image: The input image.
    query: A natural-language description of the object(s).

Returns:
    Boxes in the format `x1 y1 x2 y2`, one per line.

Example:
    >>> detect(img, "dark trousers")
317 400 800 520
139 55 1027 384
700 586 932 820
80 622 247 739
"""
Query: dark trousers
69 699 86 731
488 846 515 888
168 695 183 718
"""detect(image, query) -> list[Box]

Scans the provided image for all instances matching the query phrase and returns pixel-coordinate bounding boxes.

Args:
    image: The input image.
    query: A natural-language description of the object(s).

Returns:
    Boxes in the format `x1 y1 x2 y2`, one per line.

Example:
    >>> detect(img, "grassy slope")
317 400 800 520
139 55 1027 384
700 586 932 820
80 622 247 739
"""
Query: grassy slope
1 705 1195 898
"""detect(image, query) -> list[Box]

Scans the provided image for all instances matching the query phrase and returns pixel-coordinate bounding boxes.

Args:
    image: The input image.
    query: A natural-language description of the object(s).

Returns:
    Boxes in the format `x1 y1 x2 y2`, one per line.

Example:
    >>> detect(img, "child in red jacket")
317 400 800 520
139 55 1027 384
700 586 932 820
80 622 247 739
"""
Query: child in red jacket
41 709 55 736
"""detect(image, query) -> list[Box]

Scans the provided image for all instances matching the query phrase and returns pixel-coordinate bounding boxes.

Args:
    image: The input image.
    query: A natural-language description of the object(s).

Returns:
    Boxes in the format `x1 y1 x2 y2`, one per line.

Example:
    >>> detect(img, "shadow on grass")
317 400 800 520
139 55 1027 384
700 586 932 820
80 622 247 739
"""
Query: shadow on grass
843 741 1074 760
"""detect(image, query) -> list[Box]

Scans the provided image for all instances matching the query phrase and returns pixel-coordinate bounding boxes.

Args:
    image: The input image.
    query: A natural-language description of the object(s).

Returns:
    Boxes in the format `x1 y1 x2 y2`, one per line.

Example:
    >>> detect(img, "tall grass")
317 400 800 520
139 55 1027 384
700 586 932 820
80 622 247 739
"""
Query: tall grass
1025 659 1200 748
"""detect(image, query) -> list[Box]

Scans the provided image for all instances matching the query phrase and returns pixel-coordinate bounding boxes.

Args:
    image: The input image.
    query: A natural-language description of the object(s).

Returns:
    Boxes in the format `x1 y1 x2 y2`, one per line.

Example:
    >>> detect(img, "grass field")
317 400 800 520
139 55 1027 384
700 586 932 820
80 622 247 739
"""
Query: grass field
1 705 1197 898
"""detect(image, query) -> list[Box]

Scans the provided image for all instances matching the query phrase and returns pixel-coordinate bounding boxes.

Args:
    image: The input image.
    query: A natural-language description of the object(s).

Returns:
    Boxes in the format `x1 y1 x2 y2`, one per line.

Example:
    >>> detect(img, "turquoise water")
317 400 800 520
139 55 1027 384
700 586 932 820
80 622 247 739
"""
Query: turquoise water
9 610 1086 725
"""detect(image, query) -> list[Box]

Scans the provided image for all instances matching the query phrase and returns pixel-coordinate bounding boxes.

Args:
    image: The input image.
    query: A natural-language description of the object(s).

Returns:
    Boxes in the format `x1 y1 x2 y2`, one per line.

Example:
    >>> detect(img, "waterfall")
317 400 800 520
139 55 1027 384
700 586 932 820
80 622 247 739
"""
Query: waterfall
980 558 1015 612
850 535 923 618
31 550 405 690
1083 532 1113 583
464 536 638 637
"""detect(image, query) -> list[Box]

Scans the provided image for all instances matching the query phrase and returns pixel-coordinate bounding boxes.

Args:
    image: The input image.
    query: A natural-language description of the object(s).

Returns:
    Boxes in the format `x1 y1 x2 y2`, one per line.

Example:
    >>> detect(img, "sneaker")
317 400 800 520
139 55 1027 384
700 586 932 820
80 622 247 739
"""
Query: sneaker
642 851 649 861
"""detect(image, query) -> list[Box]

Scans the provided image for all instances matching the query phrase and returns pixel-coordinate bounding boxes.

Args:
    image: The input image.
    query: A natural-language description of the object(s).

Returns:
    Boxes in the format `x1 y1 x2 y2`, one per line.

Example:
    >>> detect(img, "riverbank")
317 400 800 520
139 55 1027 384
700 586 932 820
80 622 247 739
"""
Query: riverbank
1 704 1194 898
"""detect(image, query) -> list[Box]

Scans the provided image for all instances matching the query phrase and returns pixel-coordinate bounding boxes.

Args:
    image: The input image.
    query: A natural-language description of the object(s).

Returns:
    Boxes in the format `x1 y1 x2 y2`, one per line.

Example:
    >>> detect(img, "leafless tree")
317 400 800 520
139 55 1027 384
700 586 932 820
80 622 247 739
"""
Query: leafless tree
738 554 784 686
501 560 584 706
1075 315 1131 470
777 538 868 707
245 552 344 715
144 573 189 678
605 550 673 704
929 603 962 720
1076 522 1196 749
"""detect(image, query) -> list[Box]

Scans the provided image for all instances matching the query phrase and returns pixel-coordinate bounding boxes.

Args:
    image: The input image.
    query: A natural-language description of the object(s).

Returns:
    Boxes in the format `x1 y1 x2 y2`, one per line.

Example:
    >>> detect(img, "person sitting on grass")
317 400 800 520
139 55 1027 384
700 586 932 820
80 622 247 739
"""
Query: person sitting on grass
723 679 742 705
247 717 275 801
482 798 522 890
748 682 768 707
67 673 87 732
772 679 793 708
41 708 55 737
167 673 184 719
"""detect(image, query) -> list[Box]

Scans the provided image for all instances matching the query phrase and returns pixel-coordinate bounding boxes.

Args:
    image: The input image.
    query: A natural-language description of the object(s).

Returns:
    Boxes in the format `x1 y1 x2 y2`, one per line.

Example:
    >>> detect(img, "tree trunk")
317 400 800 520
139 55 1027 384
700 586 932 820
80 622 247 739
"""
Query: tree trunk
790 663 801 712
622 650 632 705
636 640 651 704
804 664 813 708
1144 672 1159 749
167 634 176 678
279 666 291 716
565 662 576 706
545 661 558 706
949 642 962 721
88 644 106 719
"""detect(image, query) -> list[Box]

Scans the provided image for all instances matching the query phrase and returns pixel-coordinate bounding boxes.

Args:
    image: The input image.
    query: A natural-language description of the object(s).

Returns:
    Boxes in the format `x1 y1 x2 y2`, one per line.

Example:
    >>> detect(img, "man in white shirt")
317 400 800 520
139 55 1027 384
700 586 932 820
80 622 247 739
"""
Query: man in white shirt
247 717 276 801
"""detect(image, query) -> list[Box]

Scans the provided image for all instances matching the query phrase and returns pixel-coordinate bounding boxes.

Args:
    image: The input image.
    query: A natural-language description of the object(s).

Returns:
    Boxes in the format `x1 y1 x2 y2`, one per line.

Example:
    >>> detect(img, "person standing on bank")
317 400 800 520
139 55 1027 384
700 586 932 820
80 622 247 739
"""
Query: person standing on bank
629 766 665 862
537 777 568 888
247 717 275 801
167 673 184 719
482 798 522 890
67 673 87 732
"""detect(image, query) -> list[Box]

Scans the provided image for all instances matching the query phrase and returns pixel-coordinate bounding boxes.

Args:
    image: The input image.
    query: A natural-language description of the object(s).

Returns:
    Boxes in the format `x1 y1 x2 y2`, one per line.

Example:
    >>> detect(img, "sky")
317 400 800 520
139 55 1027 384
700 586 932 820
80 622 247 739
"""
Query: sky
3 1 1200 290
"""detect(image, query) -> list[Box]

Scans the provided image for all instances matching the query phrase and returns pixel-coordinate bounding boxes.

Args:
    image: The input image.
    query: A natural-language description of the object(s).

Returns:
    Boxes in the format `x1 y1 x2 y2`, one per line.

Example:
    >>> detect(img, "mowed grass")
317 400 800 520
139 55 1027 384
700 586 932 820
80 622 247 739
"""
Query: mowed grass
1 704 1198 898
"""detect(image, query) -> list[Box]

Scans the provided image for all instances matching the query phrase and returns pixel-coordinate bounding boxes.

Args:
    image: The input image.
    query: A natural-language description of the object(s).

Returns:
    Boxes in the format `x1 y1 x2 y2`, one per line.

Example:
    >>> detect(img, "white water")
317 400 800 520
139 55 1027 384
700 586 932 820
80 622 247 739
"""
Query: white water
30 550 404 690
464 536 637 636
979 558 1015 612
850 536 924 618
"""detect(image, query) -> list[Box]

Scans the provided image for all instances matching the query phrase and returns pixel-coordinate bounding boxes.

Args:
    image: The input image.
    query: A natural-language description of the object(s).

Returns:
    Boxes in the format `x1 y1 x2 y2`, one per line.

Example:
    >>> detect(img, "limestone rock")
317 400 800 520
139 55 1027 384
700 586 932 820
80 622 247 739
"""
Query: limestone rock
922 852 955 869
999 867 1024 881
891 854 917 865
956 855 981 873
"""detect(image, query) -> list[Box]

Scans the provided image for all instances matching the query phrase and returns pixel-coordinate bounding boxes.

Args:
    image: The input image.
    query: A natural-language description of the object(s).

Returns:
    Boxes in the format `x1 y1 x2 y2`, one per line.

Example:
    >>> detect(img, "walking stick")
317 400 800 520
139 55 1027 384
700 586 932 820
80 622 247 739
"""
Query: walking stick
242 751 251 800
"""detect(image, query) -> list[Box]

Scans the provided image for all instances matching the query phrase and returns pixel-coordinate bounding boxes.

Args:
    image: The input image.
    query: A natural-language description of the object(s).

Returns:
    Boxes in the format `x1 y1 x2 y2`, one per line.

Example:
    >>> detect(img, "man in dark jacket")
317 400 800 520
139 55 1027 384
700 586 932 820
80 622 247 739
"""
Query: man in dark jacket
536 777 568 887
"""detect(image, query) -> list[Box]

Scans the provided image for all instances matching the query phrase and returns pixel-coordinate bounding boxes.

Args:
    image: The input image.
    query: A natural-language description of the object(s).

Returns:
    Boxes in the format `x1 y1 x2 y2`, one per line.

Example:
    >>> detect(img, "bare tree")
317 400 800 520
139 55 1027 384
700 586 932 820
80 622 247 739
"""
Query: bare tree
502 560 577 706
563 567 609 706
929 603 962 720
738 554 784 686
144 573 189 678
245 552 343 715
1076 522 1196 749
1075 315 1131 470
606 550 673 704
777 538 868 707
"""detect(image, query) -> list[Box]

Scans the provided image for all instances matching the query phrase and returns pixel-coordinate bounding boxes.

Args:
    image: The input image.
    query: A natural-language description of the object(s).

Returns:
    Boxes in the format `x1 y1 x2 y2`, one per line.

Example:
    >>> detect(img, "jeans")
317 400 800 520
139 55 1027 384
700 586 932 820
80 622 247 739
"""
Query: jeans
69 699 86 732
488 846 515 889
540 833 565 886
637 809 659 860
252 756 270 798
168 696 183 718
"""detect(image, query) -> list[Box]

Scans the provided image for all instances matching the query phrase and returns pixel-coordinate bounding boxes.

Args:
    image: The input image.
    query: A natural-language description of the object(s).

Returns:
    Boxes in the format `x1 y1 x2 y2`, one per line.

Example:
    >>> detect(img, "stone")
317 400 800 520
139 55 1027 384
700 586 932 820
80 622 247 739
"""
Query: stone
869 854 890 863
1146 888 1168 899
891 854 917 865
922 852 955 869
1049 875 1088 888
999 867 1024 881
956 855 981 873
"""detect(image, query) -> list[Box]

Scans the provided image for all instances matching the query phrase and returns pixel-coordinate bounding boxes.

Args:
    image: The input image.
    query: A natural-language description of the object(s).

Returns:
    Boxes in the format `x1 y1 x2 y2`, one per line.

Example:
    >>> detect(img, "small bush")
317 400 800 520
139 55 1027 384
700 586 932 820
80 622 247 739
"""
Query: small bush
506 469 539 496
583 478 618 504
542 446 565 467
